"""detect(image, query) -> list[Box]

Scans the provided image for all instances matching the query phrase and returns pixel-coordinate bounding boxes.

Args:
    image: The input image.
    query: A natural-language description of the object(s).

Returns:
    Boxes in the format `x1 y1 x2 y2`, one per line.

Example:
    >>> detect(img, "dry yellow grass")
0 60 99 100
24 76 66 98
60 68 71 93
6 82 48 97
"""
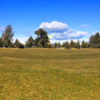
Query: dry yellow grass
0 48 100 100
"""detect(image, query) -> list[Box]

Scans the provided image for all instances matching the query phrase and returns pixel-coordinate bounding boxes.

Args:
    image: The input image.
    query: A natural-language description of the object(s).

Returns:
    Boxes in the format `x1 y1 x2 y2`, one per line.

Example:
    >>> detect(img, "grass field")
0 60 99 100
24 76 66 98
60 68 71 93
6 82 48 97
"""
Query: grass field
0 48 100 100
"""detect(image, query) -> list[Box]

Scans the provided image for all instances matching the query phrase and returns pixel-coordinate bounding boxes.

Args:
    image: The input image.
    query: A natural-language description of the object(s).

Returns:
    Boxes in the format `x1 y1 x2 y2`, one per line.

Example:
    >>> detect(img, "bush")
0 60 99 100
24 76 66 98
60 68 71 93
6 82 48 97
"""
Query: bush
18 43 25 48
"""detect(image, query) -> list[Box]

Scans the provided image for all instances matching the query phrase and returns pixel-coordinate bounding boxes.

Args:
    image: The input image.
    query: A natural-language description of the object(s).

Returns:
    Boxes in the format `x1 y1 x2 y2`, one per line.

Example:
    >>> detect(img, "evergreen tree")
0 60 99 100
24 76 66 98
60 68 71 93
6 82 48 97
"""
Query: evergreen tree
85 42 89 48
94 32 100 42
34 38 40 47
64 41 70 49
57 42 61 48
89 32 100 48
35 28 49 48
76 40 80 49
62 42 65 48
74 43 77 48
81 40 86 48
14 39 20 48
1 25 14 47
18 43 24 48
25 36 34 48
70 39 75 48
54 42 58 48
0 37 3 47
10 43 15 48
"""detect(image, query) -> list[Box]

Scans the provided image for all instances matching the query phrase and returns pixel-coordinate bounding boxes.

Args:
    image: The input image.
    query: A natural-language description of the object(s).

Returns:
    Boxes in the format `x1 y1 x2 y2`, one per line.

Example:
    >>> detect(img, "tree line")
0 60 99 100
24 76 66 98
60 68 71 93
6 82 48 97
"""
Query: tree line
54 32 100 49
0 25 100 49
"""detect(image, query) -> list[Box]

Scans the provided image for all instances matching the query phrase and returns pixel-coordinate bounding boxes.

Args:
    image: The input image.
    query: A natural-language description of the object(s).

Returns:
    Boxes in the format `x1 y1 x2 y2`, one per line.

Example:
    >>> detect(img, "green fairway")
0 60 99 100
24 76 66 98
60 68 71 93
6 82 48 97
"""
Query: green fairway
0 48 100 100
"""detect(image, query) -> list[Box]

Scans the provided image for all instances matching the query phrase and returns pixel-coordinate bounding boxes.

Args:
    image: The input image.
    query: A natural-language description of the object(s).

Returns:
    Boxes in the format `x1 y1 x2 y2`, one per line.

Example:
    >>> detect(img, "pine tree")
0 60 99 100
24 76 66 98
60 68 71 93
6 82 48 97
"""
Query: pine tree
25 36 34 48
54 42 58 48
35 28 49 48
76 40 80 49
65 41 70 49
1 25 14 47
57 42 61 48
70 39 75 48
81 40 86 48
62 42 65 48
85 42 89 48
0 37 3 47
89 32 100 48
14 39 20 48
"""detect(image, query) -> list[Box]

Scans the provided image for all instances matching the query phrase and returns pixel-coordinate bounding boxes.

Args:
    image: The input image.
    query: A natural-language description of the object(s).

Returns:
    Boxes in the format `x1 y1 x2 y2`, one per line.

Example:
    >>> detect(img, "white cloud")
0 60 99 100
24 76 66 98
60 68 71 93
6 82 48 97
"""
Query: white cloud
39 21 68 32
51 29 88 40
38 21 88 44
79 24 90 28
0 26 5 31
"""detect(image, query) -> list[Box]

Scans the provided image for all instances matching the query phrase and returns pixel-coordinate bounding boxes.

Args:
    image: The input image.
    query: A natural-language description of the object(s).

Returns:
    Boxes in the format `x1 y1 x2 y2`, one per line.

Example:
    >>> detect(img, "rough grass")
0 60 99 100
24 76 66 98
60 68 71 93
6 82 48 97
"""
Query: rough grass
0 48 100 100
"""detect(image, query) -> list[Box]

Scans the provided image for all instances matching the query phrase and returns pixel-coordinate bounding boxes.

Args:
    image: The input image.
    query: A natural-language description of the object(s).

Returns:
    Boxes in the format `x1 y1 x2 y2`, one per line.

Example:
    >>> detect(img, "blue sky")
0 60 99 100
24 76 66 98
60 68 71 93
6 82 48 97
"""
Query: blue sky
0 0 100 44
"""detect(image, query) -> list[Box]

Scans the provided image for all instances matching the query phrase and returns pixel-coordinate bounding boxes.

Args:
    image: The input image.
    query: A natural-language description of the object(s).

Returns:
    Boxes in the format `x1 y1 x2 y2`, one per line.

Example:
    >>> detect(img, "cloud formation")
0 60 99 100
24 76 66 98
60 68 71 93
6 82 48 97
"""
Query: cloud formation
39 21 88 40
79 24 90 28
39 21 68 32
0 26 5 31
51 29 88 40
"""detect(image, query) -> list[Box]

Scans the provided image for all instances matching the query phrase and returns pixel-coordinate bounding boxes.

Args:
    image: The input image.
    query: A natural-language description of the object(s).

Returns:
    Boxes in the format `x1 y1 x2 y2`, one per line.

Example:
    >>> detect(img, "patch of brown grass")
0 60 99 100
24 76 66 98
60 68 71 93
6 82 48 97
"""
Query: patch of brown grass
1 57 22 60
